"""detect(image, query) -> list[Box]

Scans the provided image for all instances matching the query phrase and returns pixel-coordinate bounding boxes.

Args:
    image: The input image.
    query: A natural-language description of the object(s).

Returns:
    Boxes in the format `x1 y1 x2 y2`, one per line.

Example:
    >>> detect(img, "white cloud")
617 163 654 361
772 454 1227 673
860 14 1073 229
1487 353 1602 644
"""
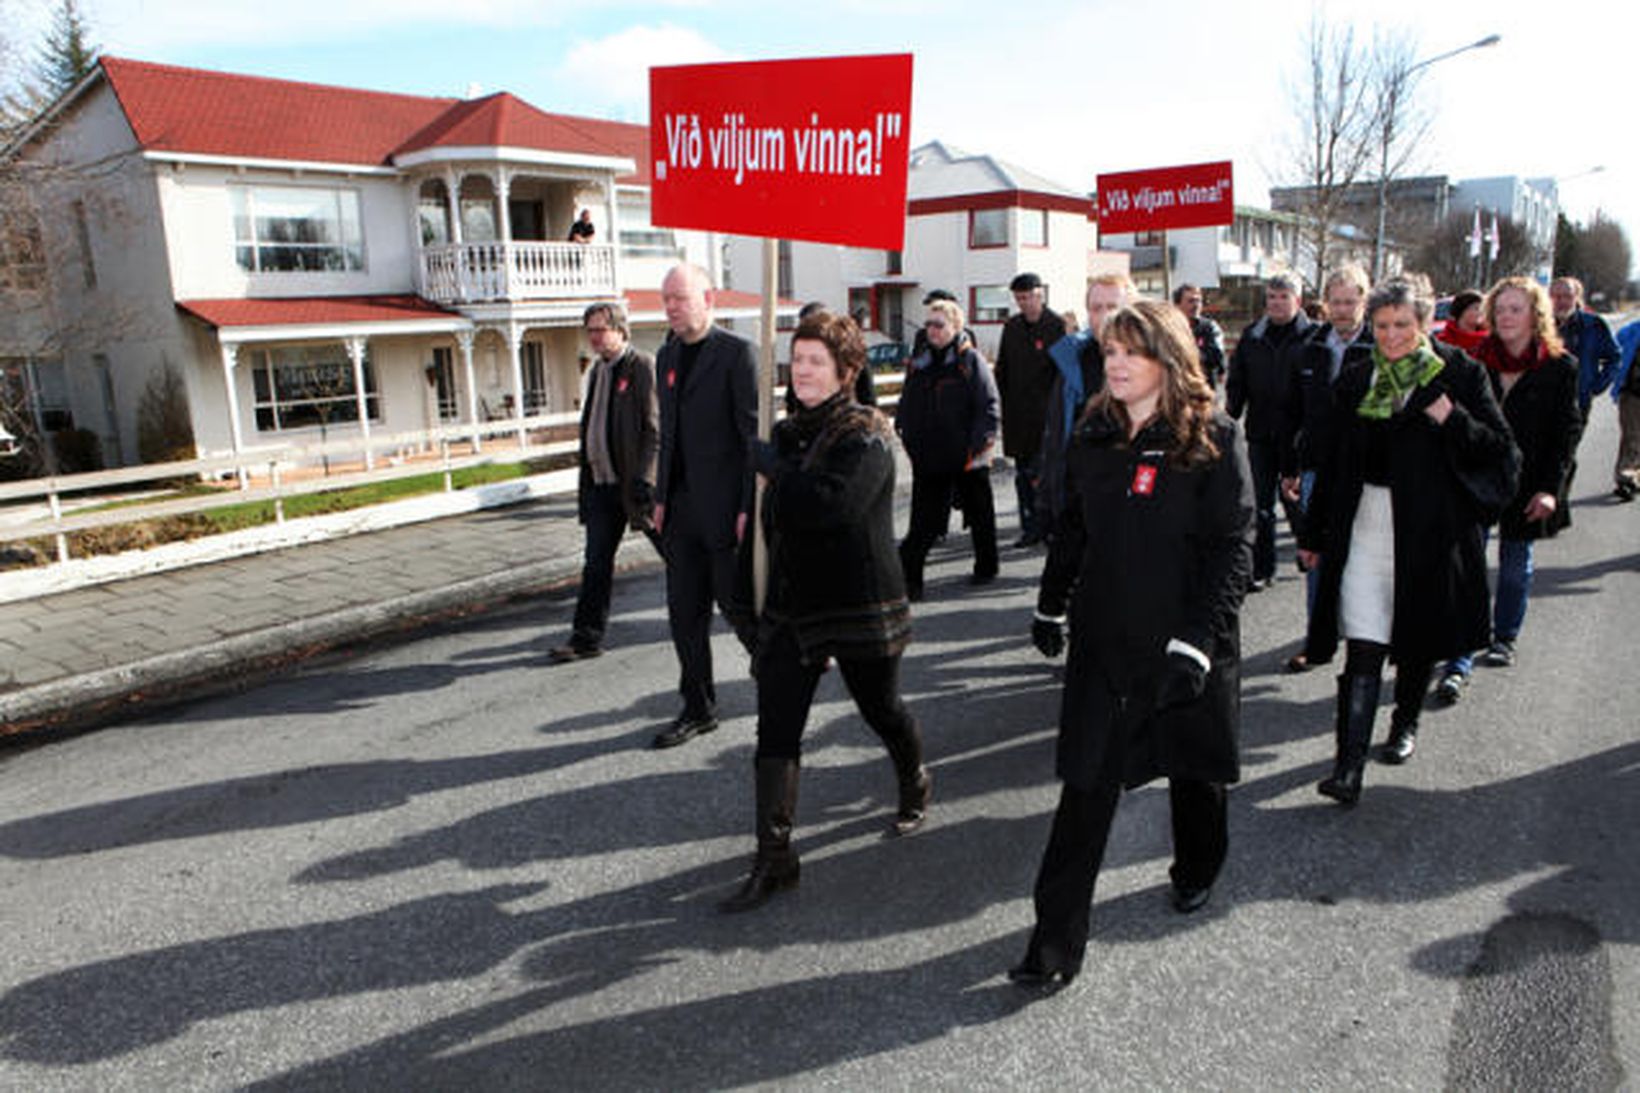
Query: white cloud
558 23 735 113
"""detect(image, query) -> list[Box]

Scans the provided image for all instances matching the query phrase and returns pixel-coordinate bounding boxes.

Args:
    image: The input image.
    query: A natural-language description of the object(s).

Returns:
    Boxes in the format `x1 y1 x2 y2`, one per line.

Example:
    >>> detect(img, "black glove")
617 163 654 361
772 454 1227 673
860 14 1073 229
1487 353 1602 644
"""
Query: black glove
1032 612 1067 658
1156 650 1208 709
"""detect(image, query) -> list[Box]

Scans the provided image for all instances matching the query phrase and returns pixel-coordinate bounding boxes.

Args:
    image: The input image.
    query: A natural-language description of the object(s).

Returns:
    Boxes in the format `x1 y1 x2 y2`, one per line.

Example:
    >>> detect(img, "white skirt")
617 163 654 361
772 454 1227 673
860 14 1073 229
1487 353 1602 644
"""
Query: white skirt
1340 484 1395 644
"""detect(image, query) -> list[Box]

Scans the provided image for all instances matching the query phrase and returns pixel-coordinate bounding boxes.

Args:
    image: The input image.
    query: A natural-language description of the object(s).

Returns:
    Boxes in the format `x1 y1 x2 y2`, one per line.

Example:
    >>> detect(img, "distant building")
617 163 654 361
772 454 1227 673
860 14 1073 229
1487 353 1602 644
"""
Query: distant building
722 141 1116 358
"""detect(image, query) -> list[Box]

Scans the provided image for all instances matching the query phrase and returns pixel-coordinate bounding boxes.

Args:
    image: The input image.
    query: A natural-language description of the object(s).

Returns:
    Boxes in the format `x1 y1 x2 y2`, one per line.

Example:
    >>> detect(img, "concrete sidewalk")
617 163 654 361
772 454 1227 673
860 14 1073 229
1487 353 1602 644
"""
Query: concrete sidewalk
0 494 666 735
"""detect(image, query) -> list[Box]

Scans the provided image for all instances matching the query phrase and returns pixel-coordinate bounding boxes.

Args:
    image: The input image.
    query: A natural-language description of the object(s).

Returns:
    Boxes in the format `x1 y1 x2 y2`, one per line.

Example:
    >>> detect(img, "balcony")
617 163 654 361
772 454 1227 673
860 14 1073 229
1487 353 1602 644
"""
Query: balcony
419 242 617 305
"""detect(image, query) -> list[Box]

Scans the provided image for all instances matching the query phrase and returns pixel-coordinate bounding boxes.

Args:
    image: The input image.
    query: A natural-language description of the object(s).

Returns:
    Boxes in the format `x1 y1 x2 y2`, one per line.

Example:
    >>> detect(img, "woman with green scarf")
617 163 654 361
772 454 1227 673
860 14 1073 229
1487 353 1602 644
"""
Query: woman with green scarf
1296 277 1518 805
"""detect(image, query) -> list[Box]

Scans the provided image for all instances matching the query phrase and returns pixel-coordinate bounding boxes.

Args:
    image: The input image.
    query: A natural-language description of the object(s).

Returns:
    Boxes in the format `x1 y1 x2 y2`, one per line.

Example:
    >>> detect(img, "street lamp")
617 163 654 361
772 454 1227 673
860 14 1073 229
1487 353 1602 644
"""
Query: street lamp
1372 33 1502 280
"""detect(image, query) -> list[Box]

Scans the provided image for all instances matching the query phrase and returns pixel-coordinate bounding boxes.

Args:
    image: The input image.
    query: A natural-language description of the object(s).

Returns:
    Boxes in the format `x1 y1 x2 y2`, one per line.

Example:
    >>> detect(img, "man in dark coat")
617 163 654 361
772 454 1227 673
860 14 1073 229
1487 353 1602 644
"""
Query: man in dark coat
550 302 661 663
1036 274 1130 539
651 264 759 748
994 272 1066 547
1226 273 1315 588
1173 283 1225 390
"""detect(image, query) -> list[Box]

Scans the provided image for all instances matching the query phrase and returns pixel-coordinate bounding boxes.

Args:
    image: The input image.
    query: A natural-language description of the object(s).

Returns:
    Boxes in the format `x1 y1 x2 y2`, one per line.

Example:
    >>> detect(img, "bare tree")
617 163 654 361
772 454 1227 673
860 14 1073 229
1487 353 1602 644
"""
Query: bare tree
1364 27 1438 278
1555 212 1632 309
1414 212 1538 295
1279 10 1378 292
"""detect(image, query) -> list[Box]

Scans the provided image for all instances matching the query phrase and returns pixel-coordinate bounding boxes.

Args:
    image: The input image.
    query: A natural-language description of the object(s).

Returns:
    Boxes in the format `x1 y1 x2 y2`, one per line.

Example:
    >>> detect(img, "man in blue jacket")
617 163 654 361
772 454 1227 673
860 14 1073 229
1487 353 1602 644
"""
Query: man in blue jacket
1551 277 1621 419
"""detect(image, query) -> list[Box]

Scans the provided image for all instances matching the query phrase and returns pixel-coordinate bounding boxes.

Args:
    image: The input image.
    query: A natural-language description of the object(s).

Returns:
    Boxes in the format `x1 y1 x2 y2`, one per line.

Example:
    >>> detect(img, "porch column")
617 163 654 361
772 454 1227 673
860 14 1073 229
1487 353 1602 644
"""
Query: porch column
219 341 247 485
603 173 622 296
504 320 527 448
456 327 481 453
496 168 514 299
447 168 467 301
346 336 373 470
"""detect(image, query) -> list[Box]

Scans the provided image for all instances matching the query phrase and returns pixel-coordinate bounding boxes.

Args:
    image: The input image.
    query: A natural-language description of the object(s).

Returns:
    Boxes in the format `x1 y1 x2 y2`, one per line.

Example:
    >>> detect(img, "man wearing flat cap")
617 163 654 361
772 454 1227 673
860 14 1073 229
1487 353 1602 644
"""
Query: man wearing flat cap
993 272 1066 547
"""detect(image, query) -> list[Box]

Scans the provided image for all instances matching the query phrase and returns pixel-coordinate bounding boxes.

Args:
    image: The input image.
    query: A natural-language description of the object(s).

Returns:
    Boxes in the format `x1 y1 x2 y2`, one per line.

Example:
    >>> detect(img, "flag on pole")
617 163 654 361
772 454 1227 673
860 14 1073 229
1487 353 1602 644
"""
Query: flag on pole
1488 214 1501 262
1469 206 1483 259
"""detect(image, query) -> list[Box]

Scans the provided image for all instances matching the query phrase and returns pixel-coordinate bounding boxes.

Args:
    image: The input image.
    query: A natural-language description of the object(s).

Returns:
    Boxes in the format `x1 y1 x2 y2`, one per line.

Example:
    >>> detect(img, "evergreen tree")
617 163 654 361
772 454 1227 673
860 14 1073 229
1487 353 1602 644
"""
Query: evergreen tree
38 0 98 99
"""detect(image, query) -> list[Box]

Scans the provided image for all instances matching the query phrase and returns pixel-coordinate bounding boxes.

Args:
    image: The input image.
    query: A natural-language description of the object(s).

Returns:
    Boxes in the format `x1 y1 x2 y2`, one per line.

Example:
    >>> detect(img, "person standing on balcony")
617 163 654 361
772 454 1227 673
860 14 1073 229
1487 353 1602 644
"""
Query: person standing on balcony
550 303 661 664
651 264 760 748
568 208 596 244
994 272 1066 548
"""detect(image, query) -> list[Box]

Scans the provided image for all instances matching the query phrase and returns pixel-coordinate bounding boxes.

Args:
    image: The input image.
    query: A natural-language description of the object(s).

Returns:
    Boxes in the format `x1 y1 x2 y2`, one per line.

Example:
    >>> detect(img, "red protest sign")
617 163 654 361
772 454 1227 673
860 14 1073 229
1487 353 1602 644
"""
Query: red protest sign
649 55 913 250
1096 161 1234 235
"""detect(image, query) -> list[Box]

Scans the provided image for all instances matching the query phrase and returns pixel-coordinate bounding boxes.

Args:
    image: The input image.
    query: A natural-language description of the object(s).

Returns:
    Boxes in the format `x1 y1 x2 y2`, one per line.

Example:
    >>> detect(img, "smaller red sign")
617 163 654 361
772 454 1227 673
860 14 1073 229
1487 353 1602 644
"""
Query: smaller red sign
1097 161 1234 236
1131 464 1158 496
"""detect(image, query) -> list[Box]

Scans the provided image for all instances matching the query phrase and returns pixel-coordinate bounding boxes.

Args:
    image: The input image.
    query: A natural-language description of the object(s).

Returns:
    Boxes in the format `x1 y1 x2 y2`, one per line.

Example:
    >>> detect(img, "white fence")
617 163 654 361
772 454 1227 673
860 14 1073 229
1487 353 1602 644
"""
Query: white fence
0 373 905 566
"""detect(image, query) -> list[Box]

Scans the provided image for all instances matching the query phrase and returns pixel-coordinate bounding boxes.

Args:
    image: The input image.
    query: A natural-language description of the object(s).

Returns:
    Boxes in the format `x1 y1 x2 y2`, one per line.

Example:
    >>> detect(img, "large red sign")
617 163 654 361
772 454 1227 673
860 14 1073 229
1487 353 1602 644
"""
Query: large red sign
1096 161 1234 235
649 55 913 250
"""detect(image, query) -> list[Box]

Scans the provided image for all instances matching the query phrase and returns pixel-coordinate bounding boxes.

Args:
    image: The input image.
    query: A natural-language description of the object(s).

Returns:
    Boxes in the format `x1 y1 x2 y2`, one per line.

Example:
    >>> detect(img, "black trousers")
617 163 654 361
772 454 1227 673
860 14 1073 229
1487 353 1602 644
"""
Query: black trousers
663 489 744 720
754 624 915 761
1245 436 1282 582
1343 640 1434 727
1027 724 1227 967
571 485 662 648
899 465 997 591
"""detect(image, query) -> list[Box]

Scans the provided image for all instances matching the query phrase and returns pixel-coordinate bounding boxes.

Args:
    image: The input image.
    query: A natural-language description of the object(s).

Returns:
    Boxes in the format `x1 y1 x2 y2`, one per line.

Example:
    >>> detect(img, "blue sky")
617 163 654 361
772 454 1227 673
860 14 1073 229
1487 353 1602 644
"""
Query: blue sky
9 0 1634 272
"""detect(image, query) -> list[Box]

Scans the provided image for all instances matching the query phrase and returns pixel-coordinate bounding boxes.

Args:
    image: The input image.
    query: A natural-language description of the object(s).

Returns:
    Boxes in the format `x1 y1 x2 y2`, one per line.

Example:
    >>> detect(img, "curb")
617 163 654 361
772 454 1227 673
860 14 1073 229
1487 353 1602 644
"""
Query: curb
0 543 665 739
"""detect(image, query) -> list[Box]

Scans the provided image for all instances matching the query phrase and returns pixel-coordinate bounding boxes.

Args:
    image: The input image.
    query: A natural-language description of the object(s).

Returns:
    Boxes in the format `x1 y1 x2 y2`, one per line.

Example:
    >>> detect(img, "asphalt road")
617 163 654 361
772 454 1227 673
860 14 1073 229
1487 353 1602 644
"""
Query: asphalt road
1 410 1635 1090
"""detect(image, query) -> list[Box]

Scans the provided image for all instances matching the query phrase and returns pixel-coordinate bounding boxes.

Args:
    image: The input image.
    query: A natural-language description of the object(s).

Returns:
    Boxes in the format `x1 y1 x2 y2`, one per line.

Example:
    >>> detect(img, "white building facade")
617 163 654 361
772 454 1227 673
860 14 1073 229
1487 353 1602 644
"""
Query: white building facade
0 57 772 471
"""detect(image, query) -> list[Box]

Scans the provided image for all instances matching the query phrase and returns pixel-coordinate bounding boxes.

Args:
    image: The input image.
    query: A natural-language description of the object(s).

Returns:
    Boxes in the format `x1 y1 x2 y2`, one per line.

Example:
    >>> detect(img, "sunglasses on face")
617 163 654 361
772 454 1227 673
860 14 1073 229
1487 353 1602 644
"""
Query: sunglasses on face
925 319 948 330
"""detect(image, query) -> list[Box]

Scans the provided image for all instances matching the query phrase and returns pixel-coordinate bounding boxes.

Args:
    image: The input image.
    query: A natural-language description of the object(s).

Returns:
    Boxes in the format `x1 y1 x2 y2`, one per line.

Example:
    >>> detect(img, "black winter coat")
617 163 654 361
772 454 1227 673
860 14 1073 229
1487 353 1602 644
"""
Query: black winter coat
894 342 999 474
1226 313 1316 448
1289 324 1374 474
1038 412 1254 791
1487 352 1580 541
1300 342 1520 665
755 394 912 663
994 309 1067 461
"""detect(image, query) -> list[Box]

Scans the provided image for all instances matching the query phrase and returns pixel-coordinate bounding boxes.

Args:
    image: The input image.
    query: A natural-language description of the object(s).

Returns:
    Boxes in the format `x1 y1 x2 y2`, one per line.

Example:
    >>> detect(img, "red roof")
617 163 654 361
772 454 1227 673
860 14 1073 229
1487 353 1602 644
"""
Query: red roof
177 295 465 329
99 56 651 182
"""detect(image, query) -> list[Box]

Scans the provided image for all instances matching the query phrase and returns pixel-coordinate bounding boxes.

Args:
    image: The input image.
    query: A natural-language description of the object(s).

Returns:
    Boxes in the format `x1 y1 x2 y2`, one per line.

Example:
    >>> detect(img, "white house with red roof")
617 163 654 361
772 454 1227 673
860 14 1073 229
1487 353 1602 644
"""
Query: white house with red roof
0 57 773 470
723 141 1117 359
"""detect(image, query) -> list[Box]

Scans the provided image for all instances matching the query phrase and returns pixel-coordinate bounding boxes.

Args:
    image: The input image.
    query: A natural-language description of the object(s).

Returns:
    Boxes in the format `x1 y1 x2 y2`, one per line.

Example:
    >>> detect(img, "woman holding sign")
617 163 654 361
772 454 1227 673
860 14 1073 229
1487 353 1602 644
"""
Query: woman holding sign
1013 301 1253 990
720 309 926 914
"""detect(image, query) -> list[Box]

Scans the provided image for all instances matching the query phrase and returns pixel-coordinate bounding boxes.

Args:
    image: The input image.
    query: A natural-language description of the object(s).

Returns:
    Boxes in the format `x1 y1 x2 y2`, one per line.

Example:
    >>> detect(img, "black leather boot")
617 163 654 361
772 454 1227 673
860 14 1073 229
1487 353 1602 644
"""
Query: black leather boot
719 758 801 913
1318 673 1379 805
878 718 931 836
1380 715 1417 764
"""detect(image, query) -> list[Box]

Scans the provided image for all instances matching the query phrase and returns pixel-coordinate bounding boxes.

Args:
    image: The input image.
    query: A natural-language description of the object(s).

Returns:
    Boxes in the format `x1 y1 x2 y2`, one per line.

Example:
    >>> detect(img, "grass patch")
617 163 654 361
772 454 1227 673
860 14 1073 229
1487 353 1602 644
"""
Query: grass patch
1 459 567 569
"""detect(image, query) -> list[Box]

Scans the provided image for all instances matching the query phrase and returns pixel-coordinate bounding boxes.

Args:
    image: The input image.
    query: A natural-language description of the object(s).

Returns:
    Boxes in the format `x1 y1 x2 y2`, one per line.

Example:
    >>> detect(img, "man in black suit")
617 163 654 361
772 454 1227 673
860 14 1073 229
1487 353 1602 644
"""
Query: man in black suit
652 263 759 748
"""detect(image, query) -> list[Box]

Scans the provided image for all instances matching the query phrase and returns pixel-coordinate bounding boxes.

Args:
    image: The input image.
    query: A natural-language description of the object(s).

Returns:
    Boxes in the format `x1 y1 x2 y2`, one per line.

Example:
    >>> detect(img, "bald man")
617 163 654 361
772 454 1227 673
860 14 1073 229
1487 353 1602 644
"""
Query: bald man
651 264 759 748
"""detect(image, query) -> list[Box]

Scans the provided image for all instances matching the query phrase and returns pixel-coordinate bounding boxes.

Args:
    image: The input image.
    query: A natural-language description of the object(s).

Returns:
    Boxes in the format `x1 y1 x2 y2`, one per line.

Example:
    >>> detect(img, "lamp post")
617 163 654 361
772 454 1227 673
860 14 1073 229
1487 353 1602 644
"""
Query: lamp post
1371 33 1501 280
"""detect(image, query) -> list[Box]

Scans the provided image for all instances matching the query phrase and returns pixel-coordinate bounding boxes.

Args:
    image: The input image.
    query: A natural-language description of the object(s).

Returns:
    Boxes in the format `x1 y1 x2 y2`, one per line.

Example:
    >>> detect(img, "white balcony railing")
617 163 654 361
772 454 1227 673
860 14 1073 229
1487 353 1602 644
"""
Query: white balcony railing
419 241 617 304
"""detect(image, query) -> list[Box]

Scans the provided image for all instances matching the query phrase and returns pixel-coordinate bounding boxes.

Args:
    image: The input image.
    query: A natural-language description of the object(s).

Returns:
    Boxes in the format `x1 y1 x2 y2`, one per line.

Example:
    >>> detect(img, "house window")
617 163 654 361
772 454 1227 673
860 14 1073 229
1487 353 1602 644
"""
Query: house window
521 340 549 414
617 194 680 259
0 209 46 291
418 179 450 246
848 287 874 330
431 346 459 422
250 344 379 432
777 240 794 299
1020 209 1048 247
970 208 1008 248
232 186 364 273
30 358 73 431
1134 229 1164 246
72 201 97 289
970 285 1013 324
886 250 903 276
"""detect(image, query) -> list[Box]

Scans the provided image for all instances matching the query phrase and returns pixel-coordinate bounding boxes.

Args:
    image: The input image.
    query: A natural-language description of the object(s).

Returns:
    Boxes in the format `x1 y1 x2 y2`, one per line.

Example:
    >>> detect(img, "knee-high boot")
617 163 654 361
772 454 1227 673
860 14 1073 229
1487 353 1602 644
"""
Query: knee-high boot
878 718 932 836
1380 659 1431 765
719 758 801 913
1318 673 1379 805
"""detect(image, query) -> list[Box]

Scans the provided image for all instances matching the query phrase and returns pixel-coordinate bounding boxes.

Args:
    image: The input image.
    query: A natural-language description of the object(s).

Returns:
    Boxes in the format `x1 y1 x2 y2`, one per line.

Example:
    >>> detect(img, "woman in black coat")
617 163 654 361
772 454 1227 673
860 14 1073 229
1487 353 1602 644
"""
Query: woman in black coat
1299 278 1518 803
894 298 1001 598
1436 278 1580 700
1011 301 1254 990
720 310 925 913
